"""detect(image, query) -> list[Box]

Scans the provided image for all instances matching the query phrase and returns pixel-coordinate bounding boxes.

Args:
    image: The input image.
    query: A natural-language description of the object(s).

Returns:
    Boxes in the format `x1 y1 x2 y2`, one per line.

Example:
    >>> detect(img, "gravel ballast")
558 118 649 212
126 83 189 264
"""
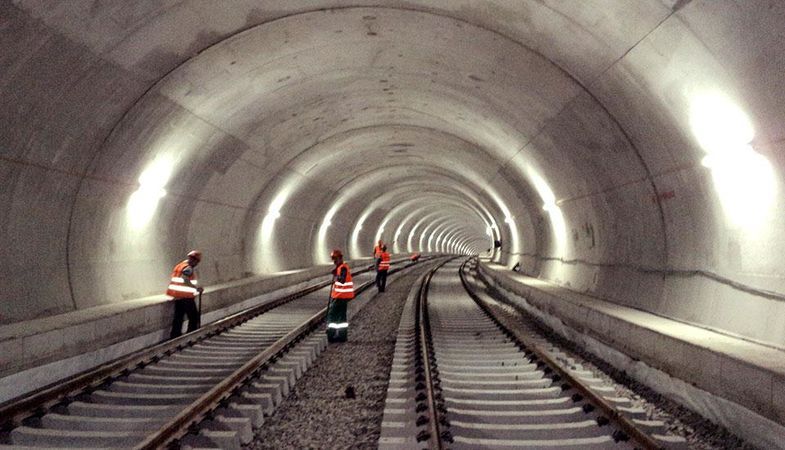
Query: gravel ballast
247 263 434 449
249 258 755 449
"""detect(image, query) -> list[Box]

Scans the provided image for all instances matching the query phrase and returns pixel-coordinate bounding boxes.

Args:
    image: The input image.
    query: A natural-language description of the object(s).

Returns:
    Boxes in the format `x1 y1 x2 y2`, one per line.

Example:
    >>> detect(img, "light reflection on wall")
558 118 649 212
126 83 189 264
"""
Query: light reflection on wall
433 227 449 252
318 205 341 264
433 220 468 253
258 189 291 272
393 221 406 253
442 233 454 252
393 204 474 254
407 216 429 253
449 234 459 253
528 167 567 257
496 204 519 264
349 211 368 259
127 155 174 230
419 220 438 252
689 91 777 230
375 223 386 244
426 220 449 252
416 214 439 251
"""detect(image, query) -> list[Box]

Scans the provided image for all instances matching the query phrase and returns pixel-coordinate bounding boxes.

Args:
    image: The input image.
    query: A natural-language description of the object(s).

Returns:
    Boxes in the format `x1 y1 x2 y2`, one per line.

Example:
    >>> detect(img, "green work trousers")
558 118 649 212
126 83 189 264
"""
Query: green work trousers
326 298 349 342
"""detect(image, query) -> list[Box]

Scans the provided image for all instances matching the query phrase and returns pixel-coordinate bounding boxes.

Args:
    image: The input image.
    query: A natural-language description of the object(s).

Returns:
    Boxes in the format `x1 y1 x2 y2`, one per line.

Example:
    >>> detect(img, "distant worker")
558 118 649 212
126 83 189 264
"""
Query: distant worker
327 249 354 342
373 239 384 258
375 245 391 292
167 250 204 339
410 252 421 263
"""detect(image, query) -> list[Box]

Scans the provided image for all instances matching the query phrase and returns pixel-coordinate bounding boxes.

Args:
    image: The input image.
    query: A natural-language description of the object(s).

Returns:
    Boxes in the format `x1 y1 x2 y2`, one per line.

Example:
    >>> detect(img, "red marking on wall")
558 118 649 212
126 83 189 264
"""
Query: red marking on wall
651 190 676 203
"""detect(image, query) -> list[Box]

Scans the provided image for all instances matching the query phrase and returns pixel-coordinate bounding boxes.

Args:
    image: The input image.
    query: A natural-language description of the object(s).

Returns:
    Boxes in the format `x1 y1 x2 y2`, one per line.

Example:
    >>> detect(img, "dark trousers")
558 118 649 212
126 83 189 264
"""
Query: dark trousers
326 298 348 342
170 297 200 339
375 270 388 292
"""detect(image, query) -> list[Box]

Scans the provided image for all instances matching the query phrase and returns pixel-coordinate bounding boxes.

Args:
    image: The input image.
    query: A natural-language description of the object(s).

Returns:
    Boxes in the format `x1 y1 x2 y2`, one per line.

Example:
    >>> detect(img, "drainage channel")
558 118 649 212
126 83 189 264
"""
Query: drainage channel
380 257 683 449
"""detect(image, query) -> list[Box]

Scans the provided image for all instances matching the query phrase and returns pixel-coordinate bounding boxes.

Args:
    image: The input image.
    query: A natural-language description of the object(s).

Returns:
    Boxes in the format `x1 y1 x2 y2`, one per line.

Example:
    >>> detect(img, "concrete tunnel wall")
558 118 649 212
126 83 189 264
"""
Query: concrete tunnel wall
2 1 785 352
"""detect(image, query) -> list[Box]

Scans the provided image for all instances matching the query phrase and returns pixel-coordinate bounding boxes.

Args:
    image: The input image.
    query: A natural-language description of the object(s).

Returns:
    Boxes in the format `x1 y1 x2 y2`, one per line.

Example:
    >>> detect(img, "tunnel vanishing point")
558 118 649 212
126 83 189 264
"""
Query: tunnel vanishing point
2 1 785 447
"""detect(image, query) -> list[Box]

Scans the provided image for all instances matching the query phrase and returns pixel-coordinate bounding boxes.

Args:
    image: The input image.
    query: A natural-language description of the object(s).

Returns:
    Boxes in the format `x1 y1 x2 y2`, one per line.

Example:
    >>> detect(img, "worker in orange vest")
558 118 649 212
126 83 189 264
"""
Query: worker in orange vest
375 245 391 292
410 252 421 263
328 249 354 342
166 250 204 339
373 239 384 258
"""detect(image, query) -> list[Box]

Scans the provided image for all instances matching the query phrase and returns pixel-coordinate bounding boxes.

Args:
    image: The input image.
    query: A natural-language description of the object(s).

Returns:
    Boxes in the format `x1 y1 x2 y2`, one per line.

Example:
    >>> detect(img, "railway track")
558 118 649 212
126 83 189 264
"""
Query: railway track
380 257 686 449
0 258 423 449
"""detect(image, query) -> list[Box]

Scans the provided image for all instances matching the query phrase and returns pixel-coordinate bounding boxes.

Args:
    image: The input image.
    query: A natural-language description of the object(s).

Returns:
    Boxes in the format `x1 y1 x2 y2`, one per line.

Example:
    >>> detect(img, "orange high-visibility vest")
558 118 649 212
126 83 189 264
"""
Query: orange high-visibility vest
331 263 354 300
378 252 391 271
373 245 383 258
166 260 199 299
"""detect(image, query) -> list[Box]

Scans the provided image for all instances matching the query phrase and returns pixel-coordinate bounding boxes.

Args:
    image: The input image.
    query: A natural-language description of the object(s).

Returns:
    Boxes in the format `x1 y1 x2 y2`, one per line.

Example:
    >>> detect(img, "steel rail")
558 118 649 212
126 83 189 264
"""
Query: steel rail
136 256 437 448
458 257 663 450
0 257 419 431
135 307 326 449
0 281 325 431
415 257 457 449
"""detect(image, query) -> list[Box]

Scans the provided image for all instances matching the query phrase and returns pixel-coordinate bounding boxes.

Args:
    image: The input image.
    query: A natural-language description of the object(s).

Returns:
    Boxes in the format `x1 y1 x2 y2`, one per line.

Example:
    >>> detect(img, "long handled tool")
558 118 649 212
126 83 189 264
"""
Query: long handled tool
196 290 203 329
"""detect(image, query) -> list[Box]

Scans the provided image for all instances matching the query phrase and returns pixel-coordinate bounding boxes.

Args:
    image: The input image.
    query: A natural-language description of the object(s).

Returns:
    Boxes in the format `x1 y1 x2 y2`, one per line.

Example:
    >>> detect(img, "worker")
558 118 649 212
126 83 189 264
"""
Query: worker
373 239 384 258
327 249 354 342
166 250 204 339
410 252 420 263
376 245 391 292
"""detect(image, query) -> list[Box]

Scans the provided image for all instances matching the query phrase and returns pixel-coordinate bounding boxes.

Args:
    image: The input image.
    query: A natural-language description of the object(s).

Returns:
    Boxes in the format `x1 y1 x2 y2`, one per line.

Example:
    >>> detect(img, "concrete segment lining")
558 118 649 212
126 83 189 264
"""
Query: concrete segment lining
3 0 785 438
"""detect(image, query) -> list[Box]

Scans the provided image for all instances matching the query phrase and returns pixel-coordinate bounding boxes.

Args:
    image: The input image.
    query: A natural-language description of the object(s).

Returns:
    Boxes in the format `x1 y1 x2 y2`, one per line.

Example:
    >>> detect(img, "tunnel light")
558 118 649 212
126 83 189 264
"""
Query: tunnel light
127 156 173 229
701 144 776 228
690 93 754 154
504 216 514 224
690 91 777 229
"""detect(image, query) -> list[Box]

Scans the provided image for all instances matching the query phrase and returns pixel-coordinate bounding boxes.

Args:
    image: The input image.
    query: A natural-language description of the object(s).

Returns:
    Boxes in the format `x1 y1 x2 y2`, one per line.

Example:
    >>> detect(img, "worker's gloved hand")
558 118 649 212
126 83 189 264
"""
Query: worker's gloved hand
197 287 204 293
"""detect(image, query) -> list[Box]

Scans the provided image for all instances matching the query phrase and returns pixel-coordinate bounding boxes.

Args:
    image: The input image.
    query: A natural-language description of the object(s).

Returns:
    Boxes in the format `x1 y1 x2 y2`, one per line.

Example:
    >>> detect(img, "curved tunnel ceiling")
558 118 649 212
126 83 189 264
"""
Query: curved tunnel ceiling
3 0 785 350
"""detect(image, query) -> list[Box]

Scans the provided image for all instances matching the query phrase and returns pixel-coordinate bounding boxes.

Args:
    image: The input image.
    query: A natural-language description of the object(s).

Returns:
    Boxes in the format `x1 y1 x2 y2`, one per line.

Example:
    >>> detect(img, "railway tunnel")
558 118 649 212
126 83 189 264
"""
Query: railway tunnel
1 1 784 448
